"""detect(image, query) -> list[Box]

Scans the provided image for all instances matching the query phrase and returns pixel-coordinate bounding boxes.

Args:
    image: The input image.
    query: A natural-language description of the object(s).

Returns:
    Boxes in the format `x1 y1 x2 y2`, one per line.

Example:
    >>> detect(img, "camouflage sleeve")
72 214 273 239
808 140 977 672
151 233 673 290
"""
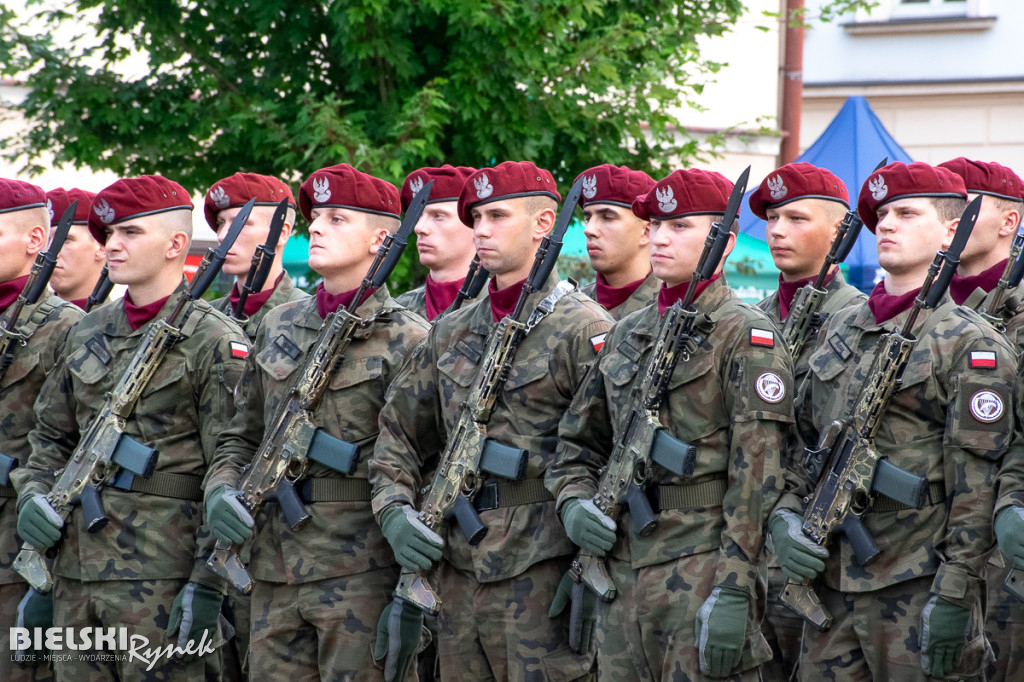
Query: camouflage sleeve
931 332 1016 610
995 376 1024 516
563 315 613 391
715 322 794 598
208 330 267 492
369 335 444 518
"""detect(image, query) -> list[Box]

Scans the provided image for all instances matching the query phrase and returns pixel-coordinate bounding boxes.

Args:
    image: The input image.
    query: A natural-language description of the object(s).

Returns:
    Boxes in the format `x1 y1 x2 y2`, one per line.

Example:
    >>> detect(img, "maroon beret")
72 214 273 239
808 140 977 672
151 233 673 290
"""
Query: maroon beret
298 164 399 223
457 161 561 227
857 162 967 233
46 187 96 226
937 157 1022 202
400 165 477 213
575 164 656 211
0 178 46 216
88 175 193 244
748 162 849 220
632 169 733 221
204 173 295 229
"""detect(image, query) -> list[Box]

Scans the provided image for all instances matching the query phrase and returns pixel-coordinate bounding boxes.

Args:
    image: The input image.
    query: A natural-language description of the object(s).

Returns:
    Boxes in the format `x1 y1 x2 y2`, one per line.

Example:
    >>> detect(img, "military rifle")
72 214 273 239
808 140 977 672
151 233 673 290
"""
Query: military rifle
84 265 114 312
441 255 489 318
564 168 748 649
978 231 1024 332
779 195 982 631
206 182 433 594
387 177 585 619
13 198 256 592
232 197 289 320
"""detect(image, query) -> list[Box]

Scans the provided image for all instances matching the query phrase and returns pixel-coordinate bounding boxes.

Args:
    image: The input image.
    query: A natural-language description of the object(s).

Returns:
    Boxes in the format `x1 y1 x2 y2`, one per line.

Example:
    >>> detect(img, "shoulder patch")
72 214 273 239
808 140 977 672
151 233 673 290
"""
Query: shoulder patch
969 350 996 369
755 371 786 403
590 332 607 353
750 328 775 348
969 389 1004 423
229 341 249 359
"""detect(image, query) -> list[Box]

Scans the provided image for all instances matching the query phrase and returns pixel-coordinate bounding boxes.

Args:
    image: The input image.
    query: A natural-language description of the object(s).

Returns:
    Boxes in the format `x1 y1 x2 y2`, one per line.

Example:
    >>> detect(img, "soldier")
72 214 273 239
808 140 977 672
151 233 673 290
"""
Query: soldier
13 175 248 681
395 165 480 320
204 163 429 681
547 168 792 681
45 187 106 309
0 179 83 682
769 161 1017 681
576 164 660 319
747 161 865 676
204 172 308 340
370 160 613 681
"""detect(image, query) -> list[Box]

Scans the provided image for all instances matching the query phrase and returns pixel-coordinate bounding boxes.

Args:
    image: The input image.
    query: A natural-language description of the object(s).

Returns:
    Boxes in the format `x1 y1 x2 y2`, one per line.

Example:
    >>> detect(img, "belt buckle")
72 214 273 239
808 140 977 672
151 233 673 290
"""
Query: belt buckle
475 482 498 512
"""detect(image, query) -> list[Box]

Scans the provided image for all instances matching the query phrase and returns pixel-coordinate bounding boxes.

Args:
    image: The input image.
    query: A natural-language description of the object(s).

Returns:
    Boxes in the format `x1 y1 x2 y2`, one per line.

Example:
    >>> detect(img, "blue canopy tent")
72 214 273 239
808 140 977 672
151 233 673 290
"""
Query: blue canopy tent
740 96 913 292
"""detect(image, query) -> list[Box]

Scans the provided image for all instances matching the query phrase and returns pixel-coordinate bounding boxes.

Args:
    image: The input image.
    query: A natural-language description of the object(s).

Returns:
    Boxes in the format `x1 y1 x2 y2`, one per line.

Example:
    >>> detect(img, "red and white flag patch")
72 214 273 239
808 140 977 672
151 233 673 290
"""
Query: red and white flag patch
590 332 608 353
970 351 996 369
230 341 250 359
750 328 775 348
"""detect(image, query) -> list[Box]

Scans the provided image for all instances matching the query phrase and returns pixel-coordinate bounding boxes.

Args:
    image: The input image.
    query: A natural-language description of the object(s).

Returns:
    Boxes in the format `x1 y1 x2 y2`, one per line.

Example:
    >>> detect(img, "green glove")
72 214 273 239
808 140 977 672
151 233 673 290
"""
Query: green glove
561 498 616 556
996 506 1024 569
768 510 828 581
920 595 969 678
205 484 255 545
17 494 64 550
372 597 424 682
16 588 53 663
548 570 597 654
167 582 225 649
380 504 444 572
695 586 750 678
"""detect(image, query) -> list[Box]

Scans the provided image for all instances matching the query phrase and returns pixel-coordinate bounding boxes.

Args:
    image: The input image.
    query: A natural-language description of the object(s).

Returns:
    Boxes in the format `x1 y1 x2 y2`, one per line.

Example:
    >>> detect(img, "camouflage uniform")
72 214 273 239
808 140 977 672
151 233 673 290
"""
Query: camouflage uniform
209 272 307 682
208 286 428 681
370 271 612 682
13 283 247 681
0 294 81 681
395 285 428 320
756 269 864 677
778 296 1017 681
580 272 661 321
210 272 309 341
548 276 793 681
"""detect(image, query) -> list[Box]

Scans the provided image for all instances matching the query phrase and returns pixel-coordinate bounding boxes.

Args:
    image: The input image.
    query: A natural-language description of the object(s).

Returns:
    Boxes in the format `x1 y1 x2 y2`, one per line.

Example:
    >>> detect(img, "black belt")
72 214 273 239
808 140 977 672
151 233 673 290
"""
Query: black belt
298 477 371 503
474 479 554 512
111 471 203 501
872 482 946 513
0 484 15 498
648 477 727 512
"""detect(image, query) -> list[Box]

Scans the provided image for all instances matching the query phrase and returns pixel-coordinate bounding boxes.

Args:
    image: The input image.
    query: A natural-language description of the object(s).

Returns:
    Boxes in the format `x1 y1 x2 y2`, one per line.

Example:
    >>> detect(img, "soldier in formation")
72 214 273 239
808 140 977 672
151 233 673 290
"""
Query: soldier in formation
44 188 107 310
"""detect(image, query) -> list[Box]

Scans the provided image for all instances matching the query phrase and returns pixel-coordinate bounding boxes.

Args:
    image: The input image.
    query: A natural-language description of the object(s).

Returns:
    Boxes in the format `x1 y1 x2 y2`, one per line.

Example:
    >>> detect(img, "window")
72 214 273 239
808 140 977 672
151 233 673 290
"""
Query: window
891 0 969 19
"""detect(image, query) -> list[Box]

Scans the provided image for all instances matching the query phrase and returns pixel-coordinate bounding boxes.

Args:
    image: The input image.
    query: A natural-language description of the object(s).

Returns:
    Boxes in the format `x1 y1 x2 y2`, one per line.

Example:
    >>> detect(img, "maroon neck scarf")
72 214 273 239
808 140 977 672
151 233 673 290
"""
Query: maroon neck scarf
488 277 527 322
867 281 920 324
949 258 1007 305
229 272 284 318
594 271 649 311
124 292 171 331
657 273 721 316
70 298 89 310
424 274 464 321
777 267 838 320
0 275 29 315
316 282 372 319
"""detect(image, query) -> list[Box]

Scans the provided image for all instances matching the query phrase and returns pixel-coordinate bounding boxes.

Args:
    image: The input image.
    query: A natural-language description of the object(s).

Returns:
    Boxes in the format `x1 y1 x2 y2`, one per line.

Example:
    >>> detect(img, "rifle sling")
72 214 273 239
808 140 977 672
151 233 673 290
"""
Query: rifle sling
872 481 945 514
298 477 371 503
474 479 553 512
649 477 727 512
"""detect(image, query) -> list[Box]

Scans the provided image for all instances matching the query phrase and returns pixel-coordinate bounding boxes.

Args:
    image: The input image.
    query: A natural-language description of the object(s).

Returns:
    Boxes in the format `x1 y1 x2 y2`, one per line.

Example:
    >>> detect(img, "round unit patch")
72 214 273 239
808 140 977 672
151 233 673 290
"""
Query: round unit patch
755 372 786 404
969 390 1004 423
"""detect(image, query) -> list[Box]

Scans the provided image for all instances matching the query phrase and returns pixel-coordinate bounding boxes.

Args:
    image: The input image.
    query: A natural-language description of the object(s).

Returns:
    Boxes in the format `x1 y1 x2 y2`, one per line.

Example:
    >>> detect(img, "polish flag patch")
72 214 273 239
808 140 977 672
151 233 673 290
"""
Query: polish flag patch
230 342 250 359
750 328 775 348
590 333 608 353
970 351 996 369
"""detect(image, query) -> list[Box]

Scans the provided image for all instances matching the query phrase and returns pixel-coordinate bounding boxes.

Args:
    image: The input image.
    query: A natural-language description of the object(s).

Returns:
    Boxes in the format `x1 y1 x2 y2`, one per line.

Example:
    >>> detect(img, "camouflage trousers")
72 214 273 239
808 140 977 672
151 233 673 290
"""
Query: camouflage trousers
220 591 250 682
984 559 1024 682
798 578 991 681
762 564 802 680
1 581 53 682
436 556 594 682
51 575 217 681
595 553 769 682
249 566 410 681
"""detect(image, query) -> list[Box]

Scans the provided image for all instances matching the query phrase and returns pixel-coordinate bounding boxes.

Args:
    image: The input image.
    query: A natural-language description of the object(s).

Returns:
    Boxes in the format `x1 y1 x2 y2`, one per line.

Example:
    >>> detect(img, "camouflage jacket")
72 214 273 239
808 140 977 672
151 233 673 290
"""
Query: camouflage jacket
395 284 427 319
758 270 865 449
0 295 82 585
778 297 1016 609
548 276 792 598
580 271 662 321
960 283 1024 357
370 271 613 583
210 273 308 342
209 286 429 584
14 283 248 587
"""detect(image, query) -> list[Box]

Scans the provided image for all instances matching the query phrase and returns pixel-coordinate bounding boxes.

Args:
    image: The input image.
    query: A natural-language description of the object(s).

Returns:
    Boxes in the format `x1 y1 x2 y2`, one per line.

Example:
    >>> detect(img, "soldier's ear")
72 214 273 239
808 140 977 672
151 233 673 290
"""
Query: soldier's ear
638 220 651 248
1000 207 1021 237
26 224 47 257
532 207 556 240
941 219 957 251
166 231 190 261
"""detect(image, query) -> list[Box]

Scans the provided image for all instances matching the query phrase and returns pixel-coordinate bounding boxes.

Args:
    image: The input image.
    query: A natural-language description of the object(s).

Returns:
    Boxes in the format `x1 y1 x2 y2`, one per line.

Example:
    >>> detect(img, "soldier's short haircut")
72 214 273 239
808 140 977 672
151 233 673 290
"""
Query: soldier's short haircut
368 213 401 234
707 214 740 235
523 195 558 218
931 196 968 224
6 206 50 239
990 196 1024 221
